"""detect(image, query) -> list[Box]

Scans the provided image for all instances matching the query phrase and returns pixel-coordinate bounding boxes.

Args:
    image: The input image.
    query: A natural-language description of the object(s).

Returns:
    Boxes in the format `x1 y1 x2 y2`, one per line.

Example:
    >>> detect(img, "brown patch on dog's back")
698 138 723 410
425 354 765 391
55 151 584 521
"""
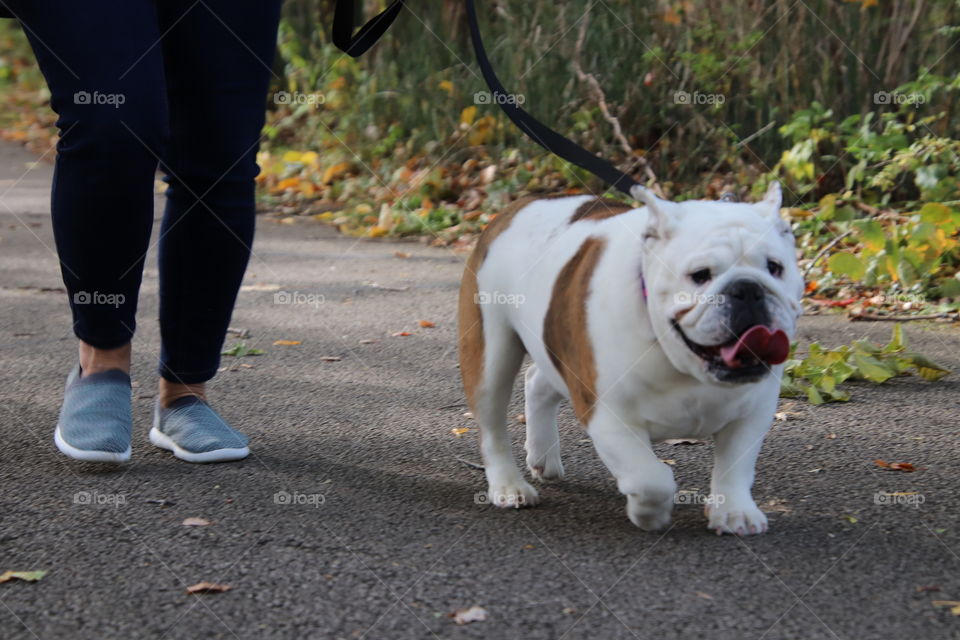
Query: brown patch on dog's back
543 237 607 424
458 196 542 410
569 198 633 223
459 194 586 410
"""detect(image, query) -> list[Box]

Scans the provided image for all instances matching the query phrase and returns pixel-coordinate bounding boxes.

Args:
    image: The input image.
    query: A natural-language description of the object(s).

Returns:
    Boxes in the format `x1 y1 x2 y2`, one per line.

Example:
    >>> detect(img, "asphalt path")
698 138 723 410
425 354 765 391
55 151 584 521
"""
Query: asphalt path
1 141 959 639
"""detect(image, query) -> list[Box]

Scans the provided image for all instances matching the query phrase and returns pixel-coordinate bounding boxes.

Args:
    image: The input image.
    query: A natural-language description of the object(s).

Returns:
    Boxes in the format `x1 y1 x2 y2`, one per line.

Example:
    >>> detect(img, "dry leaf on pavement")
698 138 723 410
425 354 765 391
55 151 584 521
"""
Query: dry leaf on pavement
182 517 212 527
186 582 232 595
0 571 47 584
450 605 487 625
875 459 916 472
933 601 960 616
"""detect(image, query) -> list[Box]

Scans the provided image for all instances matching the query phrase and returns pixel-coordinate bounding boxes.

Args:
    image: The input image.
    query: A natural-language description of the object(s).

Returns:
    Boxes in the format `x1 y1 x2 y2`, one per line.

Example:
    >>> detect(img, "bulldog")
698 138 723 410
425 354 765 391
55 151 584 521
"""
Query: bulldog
457 183 803 535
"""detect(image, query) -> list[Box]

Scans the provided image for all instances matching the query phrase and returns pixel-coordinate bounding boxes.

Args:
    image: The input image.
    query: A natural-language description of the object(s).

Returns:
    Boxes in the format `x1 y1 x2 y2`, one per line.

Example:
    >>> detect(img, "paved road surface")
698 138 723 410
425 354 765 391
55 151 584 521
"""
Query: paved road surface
1 141 959 639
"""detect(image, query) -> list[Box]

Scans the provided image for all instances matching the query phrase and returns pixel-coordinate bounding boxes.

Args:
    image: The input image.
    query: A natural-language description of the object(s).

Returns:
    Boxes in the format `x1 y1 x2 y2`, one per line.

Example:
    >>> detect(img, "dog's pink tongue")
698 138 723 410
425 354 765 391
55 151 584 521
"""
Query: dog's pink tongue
720 326 789 368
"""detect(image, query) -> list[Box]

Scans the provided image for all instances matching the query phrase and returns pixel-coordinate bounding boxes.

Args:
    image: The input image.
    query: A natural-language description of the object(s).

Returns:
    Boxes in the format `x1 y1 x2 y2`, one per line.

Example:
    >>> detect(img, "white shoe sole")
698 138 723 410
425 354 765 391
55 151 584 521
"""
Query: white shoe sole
54 425 131 463
149 426 249 463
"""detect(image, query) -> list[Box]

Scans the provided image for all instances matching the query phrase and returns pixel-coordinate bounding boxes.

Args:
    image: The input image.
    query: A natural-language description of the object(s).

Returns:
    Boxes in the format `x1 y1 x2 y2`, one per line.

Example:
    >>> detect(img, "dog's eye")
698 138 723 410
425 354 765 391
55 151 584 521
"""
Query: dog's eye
689 268 711 285
767 259 784 278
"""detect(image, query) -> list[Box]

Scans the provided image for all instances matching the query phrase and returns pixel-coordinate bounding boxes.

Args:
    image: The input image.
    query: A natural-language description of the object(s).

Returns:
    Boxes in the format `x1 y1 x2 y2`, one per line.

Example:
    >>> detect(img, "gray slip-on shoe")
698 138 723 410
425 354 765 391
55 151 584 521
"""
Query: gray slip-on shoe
150 396 249 463
54 364 132 463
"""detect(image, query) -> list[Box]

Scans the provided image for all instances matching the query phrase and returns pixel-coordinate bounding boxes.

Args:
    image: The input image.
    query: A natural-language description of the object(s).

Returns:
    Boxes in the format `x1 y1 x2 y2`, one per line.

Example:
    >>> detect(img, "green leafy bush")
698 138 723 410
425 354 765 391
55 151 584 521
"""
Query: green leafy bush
781 325 950 404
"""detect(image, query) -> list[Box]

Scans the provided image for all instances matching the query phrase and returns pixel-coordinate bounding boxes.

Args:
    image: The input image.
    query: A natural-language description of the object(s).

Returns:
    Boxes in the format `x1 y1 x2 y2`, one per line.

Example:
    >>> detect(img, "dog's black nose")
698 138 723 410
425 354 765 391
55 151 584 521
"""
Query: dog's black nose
726 279 765 302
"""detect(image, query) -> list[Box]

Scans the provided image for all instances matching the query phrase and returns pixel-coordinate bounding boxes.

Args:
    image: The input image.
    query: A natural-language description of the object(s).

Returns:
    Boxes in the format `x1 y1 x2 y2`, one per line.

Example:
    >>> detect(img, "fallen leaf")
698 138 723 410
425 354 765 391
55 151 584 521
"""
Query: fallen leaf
186 582 232 595
273 340 301 346
182 517 212 527
660 459 676 465
875 459 916 472
394 251 411 259
320 356 342 362
933 601 960 616
889 462 916 472
321 162 350 185
844 515 858 524
392 331 412 337
695 591 713 600
522 544 535 550
419 320 436 328
239 283 281 292
222 342 264 357
451 427 470 436
451 605 487 625
0 571 47 584
479 165 496 185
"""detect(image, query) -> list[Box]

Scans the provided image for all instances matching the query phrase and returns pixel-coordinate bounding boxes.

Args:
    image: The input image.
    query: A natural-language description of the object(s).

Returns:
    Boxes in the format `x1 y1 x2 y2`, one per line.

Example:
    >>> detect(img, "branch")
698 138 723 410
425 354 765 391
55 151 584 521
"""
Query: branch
571 7 661 194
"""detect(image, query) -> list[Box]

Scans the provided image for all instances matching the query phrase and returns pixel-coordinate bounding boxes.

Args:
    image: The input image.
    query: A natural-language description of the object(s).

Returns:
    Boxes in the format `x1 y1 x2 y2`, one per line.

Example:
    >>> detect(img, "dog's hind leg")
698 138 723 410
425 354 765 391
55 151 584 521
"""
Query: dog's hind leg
475 327 538 508
459 242 538 508
523 364 564 481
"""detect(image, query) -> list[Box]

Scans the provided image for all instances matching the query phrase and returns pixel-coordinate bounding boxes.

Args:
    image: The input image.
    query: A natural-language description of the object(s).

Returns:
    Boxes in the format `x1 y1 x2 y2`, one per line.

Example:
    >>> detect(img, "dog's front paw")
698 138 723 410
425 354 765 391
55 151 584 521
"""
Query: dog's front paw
626 493 673 531
486 479 540 509
706 499 768 536
526 452 564 482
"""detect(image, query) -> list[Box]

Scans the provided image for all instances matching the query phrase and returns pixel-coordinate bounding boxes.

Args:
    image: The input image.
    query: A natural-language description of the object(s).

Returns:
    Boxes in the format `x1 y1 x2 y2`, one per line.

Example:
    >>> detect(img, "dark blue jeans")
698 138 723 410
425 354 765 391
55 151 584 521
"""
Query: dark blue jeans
9 0 282 383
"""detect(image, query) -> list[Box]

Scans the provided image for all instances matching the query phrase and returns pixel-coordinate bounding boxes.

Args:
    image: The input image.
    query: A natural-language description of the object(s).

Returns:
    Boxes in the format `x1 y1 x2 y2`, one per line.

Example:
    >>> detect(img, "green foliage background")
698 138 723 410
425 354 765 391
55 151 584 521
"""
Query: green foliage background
272 0 960 194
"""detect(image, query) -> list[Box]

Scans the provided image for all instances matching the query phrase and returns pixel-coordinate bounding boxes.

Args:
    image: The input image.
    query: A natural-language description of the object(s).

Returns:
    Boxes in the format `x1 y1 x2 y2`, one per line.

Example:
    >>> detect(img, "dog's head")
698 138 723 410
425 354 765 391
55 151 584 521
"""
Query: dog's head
632 182 803 385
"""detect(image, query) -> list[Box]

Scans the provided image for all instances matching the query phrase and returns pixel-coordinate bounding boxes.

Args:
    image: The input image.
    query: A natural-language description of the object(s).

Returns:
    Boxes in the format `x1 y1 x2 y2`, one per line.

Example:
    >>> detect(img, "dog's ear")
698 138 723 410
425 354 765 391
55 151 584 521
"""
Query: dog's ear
631 185 674 241
759 181 782 215
758 181 793 235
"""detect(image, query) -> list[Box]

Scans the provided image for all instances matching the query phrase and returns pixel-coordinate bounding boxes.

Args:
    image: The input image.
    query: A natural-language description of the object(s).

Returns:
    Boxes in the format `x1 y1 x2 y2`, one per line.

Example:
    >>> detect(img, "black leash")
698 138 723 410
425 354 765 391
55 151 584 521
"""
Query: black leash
332 0 406 57
332 0 640 196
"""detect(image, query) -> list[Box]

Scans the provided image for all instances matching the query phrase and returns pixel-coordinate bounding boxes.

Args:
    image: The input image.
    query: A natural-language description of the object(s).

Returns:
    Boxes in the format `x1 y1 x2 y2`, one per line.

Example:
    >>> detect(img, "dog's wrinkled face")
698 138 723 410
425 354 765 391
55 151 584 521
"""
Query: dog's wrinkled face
633 183 803 385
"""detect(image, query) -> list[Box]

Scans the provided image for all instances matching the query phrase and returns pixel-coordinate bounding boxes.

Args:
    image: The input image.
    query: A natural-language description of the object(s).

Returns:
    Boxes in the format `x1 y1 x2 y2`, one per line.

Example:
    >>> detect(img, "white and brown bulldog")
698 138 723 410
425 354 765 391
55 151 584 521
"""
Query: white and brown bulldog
457 183 803 535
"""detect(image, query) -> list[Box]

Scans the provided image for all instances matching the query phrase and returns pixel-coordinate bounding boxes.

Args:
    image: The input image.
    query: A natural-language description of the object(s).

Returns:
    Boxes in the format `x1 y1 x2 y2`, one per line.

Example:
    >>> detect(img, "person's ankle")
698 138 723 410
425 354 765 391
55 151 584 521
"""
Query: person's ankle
158 380 207 408
78 341 131 377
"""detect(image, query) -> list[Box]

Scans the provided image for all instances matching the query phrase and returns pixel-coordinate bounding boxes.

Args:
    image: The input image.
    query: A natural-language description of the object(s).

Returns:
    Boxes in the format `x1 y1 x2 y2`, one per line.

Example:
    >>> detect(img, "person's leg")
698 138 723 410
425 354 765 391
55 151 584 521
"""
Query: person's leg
9 1 167 376
148 0 281 463
155 0 282 404
7 1 168 461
